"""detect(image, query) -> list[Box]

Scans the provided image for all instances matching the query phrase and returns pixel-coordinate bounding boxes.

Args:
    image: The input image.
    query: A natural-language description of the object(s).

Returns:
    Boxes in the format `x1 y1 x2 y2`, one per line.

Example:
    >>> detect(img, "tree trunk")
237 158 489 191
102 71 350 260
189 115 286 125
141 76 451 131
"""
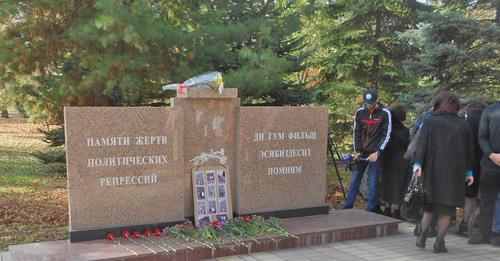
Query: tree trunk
372 11 382 90
497 6 499 24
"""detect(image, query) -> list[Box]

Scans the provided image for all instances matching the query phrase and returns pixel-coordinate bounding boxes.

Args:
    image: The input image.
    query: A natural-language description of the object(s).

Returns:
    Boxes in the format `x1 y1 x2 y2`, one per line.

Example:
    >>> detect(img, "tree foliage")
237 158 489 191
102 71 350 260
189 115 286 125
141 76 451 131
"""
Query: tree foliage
312 0 427 107
307 0 428 148
401 4 500 106
0 0 313 122
0 0 497 132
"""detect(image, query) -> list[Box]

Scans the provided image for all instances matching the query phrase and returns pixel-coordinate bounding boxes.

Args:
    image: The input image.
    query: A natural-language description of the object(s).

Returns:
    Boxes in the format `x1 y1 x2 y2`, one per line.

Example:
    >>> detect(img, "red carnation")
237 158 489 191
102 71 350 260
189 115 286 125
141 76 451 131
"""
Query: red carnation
144 229 153 236
242 216 252 221
106 232 115 241
121 230 131 238
211 220 221 228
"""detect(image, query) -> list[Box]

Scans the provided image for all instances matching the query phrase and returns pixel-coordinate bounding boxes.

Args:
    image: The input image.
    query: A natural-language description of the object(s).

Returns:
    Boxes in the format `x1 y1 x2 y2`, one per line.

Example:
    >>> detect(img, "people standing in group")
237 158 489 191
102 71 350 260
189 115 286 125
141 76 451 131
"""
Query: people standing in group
468 101 500 246
457 101 487 236
343 89 392 213
410 106 433 140
380 104 411 219
413 91 474 253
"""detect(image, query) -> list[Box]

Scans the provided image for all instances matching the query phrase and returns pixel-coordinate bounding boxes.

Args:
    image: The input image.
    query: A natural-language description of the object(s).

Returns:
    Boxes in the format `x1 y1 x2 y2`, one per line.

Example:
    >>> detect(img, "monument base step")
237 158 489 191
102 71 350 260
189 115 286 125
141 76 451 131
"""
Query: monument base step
7 209 401 261
235 205 329 219
69 220 184 243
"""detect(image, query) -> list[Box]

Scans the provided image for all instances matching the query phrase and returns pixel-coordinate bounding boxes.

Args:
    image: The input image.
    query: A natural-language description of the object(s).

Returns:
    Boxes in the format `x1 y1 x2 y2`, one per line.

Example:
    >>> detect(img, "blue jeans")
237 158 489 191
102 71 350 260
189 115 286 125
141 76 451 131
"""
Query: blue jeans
493 192 500 233
343 160 380 212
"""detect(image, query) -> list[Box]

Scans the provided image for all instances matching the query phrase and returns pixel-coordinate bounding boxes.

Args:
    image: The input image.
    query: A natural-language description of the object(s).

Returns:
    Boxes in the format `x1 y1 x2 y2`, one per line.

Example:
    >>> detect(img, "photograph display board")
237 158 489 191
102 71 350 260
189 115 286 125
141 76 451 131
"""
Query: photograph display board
192 166 233 227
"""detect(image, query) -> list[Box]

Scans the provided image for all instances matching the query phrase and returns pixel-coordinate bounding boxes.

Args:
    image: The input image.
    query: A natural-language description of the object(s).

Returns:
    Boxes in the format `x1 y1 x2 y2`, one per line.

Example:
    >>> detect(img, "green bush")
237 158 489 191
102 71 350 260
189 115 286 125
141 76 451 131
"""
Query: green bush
32 148 66 164
45 162 67 176
37 126 65 147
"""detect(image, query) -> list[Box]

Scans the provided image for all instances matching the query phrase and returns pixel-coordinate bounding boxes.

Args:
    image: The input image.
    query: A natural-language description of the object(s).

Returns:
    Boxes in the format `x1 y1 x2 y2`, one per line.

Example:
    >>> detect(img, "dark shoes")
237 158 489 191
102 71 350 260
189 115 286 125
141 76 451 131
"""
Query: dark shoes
417 234 448 254
468 235 490 245
391 210 401 220
433 239 448 253
373 206 384 215
456 222 468 237
491 237 500 247
382 207 391 217
414 224 437 237
414 223 421 236
416 231 428 249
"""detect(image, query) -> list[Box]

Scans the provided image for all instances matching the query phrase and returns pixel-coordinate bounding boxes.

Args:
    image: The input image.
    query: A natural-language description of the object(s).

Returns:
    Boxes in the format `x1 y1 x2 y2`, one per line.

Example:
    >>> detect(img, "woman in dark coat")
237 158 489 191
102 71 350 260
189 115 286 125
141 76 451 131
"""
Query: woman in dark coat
413 92 474 253
381 104 411 219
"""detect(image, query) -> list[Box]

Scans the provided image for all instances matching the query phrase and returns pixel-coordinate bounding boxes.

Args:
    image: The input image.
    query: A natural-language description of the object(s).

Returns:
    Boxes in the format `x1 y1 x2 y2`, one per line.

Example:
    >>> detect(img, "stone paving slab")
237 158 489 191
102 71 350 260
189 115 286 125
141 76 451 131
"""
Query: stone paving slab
214 222 500 261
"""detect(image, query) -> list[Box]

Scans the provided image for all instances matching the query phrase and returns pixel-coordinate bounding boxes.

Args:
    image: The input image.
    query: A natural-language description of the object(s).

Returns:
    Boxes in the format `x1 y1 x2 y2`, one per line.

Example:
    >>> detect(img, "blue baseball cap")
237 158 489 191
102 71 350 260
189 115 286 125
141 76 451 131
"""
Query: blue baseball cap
363 89 378 104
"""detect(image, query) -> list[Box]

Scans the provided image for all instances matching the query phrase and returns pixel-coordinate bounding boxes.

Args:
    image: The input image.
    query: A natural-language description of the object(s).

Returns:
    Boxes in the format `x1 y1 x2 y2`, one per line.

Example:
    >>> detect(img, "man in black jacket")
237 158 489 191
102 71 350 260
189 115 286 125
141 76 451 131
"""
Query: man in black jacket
469 101 500 246
343 89 392 212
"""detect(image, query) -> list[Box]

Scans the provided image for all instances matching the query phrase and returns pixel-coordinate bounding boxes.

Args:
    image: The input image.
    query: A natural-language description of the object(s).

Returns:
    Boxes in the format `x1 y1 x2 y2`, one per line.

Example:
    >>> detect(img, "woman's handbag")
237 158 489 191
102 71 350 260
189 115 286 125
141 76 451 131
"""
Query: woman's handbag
401 171 424 221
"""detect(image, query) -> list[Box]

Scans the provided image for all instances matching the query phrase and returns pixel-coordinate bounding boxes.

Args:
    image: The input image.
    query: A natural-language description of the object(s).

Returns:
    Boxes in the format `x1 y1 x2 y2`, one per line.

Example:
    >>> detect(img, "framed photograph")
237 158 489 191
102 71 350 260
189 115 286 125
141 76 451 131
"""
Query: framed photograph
217 170 226 184
219 199 227 213
216 214 228 222
197 201 207 216
218 184 226 198
207 185 216 199
206 171 215 184
196 187 206 200
192 166 233 227
208 200 217 214
195 171 205 186
199 216 210 227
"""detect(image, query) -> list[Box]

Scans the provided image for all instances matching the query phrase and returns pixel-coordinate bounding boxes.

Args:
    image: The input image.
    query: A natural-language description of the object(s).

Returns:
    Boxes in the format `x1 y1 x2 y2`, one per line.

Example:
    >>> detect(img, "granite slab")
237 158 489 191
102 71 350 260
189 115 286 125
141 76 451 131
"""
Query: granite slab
235 107 329 215
64 107 185 239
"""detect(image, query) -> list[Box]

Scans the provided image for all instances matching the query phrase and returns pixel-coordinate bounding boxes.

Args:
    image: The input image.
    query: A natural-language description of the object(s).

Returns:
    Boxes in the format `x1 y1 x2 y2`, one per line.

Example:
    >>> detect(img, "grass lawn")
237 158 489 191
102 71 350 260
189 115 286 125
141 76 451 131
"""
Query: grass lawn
0 114 68 251
325 158 367 210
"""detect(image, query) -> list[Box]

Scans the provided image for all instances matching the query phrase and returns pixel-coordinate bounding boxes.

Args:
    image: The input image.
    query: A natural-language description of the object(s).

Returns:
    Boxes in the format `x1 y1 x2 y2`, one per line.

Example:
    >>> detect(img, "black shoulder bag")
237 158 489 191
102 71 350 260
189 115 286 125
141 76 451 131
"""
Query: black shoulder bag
401 171 424 222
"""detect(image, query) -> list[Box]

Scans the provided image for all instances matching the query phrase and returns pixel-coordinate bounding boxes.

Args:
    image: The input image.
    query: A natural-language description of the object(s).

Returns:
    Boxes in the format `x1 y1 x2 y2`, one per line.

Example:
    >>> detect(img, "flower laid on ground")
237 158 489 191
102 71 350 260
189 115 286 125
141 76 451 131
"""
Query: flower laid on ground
211 220 222 229
167 220 217 249
165 215 297 250
241 216 252 222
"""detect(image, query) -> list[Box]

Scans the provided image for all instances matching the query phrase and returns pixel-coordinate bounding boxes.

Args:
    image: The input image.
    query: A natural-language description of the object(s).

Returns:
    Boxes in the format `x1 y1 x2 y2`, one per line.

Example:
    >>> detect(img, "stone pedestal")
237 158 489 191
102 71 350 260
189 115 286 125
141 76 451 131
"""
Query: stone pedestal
171 88 239 217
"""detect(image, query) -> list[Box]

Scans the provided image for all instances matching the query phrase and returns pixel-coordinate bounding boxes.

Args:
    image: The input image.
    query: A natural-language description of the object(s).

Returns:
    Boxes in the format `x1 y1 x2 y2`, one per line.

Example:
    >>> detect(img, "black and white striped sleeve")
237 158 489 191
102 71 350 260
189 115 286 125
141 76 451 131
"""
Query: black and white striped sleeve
378 108 392 152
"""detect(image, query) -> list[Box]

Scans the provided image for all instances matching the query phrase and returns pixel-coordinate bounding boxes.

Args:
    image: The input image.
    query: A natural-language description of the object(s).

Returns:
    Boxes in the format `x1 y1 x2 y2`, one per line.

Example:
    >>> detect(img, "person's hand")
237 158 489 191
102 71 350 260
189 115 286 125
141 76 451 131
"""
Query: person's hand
489 153 500 166
367 152 378 162
414 165 422 177
466 176 474 186
354 153 361 160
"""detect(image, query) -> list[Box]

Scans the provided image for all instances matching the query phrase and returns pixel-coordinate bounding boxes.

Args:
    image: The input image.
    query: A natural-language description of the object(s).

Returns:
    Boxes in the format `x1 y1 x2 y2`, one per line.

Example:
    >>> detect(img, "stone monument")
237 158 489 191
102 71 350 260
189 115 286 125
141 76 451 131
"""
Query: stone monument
64 88 328 242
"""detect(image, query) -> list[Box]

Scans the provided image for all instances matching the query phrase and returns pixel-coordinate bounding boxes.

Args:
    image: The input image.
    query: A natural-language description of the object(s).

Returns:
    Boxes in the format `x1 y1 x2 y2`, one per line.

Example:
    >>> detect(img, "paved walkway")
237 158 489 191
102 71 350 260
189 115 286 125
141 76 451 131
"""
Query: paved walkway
213 222 500 261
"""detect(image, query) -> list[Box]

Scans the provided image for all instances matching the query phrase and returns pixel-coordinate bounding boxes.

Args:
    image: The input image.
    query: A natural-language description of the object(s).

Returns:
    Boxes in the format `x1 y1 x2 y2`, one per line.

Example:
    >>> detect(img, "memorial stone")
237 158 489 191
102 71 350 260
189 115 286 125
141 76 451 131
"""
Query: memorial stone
63 88 328 242
235 107 329 217
64 107 184 242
